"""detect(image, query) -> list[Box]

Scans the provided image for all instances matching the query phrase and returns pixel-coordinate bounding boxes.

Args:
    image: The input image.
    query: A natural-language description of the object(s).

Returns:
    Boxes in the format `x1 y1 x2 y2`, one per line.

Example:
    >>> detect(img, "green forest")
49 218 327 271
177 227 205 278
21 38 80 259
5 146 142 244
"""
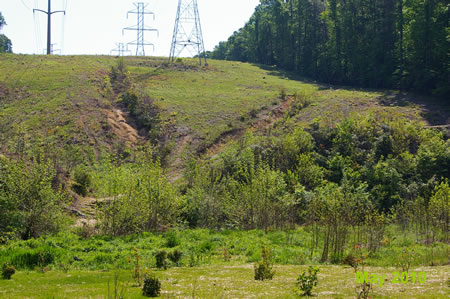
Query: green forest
211 0 449 98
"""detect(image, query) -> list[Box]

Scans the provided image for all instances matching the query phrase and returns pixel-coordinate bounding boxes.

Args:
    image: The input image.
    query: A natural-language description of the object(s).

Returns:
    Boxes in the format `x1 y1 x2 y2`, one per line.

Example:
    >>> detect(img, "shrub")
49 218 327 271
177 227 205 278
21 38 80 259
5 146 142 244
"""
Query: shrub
97 152 182 236
223 248 231 262
8 246 58 270
396 247 418 274
165 230 179 248
343 253 359 272
155 250 167 269
0 156 65 239
1 263 15 280
142 275 161 297
167 249 182 266
254 247 275 281
296 266 319 296
72 165 91 196
280 87 287 101
131 247 142 286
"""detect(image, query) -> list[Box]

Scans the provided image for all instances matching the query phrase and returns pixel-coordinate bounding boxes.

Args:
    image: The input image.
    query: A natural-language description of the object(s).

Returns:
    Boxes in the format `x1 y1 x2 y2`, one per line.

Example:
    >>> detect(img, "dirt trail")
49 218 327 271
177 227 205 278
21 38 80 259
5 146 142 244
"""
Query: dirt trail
105 108 139 144
72 108 140 225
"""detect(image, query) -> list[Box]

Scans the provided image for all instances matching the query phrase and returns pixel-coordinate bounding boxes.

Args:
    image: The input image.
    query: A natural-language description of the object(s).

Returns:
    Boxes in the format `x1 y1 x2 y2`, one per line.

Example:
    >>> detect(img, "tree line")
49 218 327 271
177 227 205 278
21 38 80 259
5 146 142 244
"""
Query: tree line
0 12 12 53
210 0 449 98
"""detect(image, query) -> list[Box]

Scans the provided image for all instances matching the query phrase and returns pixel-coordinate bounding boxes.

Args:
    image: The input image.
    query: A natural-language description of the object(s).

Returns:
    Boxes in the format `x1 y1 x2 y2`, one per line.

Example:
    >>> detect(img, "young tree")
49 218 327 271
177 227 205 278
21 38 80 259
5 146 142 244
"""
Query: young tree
0 155 65 239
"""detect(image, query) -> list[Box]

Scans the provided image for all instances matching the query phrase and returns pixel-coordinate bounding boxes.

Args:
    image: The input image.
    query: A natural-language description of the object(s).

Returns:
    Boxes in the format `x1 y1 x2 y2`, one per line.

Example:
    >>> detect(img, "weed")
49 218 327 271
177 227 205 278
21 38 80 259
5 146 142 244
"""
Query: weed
130 247 143 286
343 253 359 272
223 248 231 262
396 247 417 274
280 87 287 101
355 252 372 299
155 250 167 269
107 271 128 299
248 107 258 119
296 266 319 296
167 249 183 266
254 246 275 281
165 230 180 248
1 263 15 280
142 275 161 297
72 165 91 196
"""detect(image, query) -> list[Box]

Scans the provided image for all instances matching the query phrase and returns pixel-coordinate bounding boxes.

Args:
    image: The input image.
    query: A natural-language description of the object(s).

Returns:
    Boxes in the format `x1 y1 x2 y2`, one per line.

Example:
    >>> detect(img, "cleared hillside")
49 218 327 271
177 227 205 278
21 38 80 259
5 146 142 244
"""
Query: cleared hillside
1 54 447 179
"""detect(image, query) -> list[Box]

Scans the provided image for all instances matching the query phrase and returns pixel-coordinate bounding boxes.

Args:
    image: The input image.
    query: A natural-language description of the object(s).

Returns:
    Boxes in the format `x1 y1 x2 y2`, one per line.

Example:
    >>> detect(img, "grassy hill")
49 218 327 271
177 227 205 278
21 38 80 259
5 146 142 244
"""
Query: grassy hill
0 54 449 298
1 54 447 178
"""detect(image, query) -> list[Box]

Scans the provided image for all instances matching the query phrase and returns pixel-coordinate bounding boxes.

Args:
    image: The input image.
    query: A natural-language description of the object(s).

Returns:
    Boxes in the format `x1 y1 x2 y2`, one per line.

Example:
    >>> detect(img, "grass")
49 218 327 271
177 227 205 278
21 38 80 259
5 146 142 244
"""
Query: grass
0 264 448 298
1 54 438 174
0 230 444 298
0 228 447 274
129 59 318 144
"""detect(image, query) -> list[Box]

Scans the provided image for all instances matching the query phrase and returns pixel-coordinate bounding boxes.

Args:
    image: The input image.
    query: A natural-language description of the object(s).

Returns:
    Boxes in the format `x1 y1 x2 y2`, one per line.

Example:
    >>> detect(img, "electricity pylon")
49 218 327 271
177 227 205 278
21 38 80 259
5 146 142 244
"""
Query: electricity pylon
169 0 207 65
111 43 131 56
33 0 65 55
123 2 158 56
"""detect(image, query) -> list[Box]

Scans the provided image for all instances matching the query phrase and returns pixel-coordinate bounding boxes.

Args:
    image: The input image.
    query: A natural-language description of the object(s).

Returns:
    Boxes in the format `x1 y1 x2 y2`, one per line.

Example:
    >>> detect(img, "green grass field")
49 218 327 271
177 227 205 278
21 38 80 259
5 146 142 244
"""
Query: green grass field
1 264 448 298
0 229 448 298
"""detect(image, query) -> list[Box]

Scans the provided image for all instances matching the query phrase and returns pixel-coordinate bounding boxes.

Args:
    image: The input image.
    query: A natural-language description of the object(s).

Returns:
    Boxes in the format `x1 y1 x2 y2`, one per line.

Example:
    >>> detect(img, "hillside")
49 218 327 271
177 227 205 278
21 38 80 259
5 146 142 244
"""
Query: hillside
1 54 447 177
0 54 449 298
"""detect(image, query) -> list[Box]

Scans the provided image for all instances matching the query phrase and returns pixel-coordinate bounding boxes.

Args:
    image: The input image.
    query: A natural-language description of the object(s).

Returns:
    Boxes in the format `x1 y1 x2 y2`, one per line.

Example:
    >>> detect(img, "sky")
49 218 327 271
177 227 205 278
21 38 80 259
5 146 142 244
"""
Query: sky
0 0 260 56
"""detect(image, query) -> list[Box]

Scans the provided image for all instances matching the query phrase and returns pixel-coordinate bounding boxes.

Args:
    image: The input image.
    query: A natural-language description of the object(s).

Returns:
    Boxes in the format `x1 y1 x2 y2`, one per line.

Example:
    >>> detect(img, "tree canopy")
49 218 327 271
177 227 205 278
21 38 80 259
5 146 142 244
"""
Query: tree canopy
0 12 12 53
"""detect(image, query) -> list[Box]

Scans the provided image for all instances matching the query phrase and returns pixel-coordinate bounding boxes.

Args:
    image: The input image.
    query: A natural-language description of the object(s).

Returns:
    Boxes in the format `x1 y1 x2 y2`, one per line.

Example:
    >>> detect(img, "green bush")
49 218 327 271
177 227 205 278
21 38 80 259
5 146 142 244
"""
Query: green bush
72 165 91 196
1 263 15 280
296 266 319 296
97 153 182 236
155 250 167 269
7 246 58 270
254 247 275 281
279 87 287 101
165 231 179 248
142 275 161 297
0 156 65 239
167 249 182 266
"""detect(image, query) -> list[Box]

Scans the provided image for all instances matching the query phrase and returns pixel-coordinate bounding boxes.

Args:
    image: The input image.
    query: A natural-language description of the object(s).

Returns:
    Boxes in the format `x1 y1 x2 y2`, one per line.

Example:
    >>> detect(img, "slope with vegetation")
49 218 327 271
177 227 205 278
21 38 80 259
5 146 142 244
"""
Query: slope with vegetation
0 53 448 297
210 0 449 98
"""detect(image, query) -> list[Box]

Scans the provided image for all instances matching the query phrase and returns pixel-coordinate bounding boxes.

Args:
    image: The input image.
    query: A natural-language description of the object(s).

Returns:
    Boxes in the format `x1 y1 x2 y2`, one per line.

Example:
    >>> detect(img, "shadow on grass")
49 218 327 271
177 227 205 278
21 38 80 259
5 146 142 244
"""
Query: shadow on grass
252 63 450 127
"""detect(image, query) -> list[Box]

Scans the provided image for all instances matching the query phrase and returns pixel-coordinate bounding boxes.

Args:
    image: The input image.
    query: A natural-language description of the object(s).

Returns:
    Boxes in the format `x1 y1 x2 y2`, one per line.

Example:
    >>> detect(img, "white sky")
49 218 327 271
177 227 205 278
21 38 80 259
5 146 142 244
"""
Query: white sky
0 0 259 56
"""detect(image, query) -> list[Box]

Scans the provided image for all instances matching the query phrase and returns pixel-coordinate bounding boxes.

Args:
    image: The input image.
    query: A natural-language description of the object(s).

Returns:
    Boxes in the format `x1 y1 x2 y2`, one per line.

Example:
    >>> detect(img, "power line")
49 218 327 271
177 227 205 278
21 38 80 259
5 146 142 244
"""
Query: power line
123 2 158 56
111 43 131 56
169 0 207 66
33 0 66 55
20 0 32 10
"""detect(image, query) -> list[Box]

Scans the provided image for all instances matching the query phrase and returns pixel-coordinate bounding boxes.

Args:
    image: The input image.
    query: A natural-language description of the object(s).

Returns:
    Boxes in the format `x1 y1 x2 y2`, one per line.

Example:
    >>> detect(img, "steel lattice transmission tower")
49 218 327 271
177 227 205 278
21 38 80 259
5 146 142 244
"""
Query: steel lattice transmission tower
111 43 131 56
169 0 207 65
123 2 158 56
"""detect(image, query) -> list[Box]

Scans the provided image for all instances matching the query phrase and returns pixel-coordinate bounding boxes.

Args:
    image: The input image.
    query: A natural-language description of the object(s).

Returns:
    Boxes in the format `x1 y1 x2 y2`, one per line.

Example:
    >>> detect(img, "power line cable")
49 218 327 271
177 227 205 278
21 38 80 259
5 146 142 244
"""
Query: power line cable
20 0 32 10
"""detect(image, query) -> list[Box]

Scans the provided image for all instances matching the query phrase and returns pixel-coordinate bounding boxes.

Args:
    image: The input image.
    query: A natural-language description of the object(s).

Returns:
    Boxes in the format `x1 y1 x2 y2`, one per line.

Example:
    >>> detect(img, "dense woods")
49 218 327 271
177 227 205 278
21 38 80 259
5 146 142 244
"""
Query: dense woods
211 0 449 97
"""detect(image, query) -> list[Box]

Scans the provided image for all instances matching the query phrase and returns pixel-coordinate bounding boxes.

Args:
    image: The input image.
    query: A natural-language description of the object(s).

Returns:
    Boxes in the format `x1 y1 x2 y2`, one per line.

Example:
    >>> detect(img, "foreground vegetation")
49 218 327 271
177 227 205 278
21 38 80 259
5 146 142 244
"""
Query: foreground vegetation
0 229 448 298
0 54 448 297
1 264 449 298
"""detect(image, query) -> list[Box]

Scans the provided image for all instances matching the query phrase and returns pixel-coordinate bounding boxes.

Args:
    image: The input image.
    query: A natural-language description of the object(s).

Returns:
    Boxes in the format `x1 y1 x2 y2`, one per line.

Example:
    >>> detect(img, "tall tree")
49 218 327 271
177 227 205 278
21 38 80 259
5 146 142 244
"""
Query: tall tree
0 12 12 53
